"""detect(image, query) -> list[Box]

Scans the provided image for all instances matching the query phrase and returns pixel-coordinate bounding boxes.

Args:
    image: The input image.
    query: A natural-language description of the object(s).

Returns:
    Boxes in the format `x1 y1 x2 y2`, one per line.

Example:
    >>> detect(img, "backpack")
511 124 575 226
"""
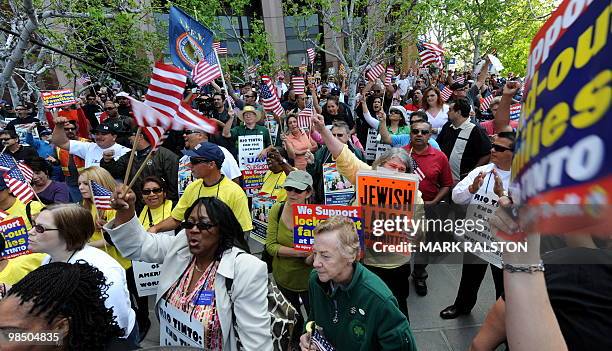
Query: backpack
226 252 298 351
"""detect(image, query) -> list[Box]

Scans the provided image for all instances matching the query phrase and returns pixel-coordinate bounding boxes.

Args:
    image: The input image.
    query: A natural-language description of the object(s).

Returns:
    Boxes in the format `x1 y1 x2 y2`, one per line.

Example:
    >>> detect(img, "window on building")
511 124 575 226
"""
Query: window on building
284 15 321 67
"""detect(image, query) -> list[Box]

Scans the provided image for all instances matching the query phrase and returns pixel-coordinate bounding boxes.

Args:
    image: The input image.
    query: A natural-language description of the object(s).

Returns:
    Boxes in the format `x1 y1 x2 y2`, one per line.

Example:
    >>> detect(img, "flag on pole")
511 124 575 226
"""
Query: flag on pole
141 127 167 152
213 41 227 55
4 164 35 203
480 93 495 111
510 103 522 120
297 108 313 129
306 48 316 64
260 76 285 117
417 40 444 68
384 66 394 86
90 180 113 211
172 101 217 134
292 76 305 95
192 44 222 86
143 61 187 126
0 154 18 172
76 74 91 86
366 63 385 82
168 6 215 71
130 96 173 130
246 59 261 76
440 85 453 102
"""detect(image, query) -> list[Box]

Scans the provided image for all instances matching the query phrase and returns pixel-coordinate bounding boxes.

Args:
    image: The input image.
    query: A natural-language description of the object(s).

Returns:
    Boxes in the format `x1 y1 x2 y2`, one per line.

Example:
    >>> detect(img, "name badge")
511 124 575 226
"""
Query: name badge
193 290 215 306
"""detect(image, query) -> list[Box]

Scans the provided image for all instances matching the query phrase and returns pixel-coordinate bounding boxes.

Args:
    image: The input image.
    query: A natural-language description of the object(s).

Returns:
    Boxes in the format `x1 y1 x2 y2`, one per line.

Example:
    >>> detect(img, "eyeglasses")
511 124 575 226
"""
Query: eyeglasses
492 144 514 153
184 130 201 135
190 158 212 165
64 127 76 131
142 188 163 195
285 186 306 194
244 95 255 98
183 220 216 231
411 129 431 135
32 224 59 234
0 138 11 142
15 109 26 111
332 133 345 138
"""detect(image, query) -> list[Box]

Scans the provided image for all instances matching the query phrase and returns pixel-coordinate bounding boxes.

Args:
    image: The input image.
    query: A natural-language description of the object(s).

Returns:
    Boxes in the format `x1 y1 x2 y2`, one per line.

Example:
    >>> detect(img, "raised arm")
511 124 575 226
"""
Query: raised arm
494 81 521 134
361 97 380 129
475 56 491 89
308 83 322 114
51 114 71 150
222 109 235 138
311 113 343 158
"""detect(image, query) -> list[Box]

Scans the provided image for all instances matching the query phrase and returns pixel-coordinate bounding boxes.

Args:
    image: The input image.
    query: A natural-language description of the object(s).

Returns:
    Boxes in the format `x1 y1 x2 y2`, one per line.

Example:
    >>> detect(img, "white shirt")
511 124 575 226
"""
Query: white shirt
426 104 449 139
178 145 241 195
452 163 511 205
275 81 288 98
42 245 136 337
396 77 411 96
69 140 130 168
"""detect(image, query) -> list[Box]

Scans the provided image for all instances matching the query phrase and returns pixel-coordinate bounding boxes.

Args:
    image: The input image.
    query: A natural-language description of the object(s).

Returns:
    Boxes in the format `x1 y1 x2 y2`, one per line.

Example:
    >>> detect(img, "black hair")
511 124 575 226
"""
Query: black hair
497 131 517 150
388 108 407 127
451 98 471 118
212 92 225 100
0 130 18 139
182 197 250 259
86 94 96 99
410 110 428 123
7 262 124 350
26 156 51 176
141 175 166 191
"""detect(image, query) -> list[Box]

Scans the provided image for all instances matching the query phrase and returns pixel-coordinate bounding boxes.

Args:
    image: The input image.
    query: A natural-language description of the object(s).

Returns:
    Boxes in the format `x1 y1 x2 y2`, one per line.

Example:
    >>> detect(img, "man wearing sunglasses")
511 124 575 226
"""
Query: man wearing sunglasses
440 131 515 320
99 101 132 148
148 142 252 235
4 104 44 136
0 129 38 162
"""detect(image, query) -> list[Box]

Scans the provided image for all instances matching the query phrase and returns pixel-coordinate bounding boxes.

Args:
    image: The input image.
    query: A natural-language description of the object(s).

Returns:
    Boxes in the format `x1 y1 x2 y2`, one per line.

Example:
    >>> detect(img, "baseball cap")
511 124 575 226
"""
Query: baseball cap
330 88 341 96
182 142 225 163
283 170 313 191
40 129 52 137
91 122 116 134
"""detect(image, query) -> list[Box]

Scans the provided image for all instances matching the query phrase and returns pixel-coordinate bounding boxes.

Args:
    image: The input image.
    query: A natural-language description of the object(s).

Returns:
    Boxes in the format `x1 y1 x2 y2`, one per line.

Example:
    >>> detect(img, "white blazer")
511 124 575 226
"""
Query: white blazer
104 216 272 351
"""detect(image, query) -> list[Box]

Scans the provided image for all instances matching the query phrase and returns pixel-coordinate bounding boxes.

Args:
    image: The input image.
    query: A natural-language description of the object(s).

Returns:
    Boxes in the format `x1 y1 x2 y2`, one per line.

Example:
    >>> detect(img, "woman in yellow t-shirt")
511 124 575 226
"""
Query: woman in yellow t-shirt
138 176 173 231
259 147 294 202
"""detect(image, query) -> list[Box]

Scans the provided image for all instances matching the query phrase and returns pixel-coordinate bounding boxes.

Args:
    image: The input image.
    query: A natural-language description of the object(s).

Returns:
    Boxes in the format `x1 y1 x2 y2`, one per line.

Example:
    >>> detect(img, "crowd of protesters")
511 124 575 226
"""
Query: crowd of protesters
0 55 608 351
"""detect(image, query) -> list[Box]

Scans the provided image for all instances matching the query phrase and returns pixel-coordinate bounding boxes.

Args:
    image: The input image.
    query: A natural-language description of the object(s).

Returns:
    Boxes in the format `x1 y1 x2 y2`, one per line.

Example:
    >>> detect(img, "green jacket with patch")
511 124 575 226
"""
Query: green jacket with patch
307 263 417 351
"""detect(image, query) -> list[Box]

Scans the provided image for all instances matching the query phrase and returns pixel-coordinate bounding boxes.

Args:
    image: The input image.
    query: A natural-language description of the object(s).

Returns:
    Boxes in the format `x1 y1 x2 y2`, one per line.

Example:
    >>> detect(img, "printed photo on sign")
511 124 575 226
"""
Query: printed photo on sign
250 193 276 244
0 217 29 259
293 203 364 252
322 163 355 205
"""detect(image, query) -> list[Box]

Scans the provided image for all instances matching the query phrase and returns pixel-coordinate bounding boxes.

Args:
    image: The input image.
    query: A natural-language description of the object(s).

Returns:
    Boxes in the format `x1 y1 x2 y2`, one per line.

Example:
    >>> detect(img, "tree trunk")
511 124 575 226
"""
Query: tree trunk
0 18 39 97
472 30 482 75
347 71 360 112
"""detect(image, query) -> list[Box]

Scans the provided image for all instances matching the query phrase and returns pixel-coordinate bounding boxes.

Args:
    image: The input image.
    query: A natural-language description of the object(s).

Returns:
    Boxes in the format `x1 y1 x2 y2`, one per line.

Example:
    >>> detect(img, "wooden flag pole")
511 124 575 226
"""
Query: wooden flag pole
0 145 7 155
126 151 155 191
123 127 141 184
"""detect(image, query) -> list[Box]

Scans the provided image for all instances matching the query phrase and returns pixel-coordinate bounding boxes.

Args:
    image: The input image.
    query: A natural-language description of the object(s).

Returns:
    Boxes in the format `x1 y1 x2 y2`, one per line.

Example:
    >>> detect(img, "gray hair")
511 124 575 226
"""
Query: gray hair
372 147 413 173
331 121 350 134
314 216 361 262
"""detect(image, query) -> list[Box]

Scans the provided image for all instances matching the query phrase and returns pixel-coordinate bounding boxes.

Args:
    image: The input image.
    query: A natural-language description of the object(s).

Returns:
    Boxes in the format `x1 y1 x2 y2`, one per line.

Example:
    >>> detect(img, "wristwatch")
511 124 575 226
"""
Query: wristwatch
501 260 545 273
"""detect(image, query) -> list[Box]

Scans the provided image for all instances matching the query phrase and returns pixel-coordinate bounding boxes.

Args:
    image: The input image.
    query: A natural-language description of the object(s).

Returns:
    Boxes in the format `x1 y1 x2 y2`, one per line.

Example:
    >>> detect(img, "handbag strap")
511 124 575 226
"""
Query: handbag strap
226 251 245 350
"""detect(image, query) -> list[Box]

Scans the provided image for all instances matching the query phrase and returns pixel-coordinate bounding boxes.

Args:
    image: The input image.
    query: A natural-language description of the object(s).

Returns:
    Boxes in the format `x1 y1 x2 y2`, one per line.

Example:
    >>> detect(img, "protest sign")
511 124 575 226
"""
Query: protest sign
323 163 355 205
265 114 279 145
512 0 611 235
14 124 39 144
250 193 277 244
242 162 269 197
375 143 391 159
293 204 364 251
356 170 419 251
0 217 29 259
238 135 264 170
177 156 193 196
158 300 204 347
132 262 163 297
364 128 379 161
41 89 77 108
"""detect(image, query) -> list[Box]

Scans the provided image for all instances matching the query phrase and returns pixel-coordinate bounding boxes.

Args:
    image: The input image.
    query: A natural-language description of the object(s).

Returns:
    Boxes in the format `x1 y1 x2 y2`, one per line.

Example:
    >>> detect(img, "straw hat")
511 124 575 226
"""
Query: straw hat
238 105 262 122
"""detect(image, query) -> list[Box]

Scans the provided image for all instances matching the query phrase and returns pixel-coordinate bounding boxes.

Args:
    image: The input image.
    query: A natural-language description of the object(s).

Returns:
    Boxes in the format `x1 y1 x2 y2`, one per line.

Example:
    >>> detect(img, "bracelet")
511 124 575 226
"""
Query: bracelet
501 260 545 273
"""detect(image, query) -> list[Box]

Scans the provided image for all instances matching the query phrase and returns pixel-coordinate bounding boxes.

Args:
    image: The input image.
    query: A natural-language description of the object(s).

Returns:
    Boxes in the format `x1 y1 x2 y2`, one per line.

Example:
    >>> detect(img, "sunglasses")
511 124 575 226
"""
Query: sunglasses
492 144 514 153
190 158 212 165
32 224 59 234
0 138 11 142
411 129 431 135
285 186 306 194
244 95 255 98
64 127 76 131
184 130 201 135
142 188 163 195
332 133 345 138
105 107 115 111
183 220 216 231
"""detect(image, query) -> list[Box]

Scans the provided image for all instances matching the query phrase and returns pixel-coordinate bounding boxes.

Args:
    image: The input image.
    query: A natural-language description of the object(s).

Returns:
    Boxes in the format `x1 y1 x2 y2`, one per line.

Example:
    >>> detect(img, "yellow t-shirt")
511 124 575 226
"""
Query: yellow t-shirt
260 171 287 202
6 199 45 230
171 176 253 232
0 253 45 285
138 200 174 231
89 204 131 269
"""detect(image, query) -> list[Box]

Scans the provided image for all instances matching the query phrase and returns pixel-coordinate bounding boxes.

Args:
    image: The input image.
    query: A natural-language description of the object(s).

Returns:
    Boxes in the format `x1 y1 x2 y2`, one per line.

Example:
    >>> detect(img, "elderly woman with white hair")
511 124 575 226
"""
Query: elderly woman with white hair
310 113 425 320
298 216 416 351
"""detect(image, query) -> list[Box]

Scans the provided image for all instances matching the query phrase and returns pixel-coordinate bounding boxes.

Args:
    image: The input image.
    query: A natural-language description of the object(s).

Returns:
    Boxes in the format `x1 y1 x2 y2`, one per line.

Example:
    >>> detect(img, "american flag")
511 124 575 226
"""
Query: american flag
260 76 285 117
0 154 18 172
455 76 465 85
213 41 227 55
440 85 453 102
480 93 495 111
144 61 187 128
510 103 522 120
310 327 335 351
297 108 313 130
141 126 167 152
292 76 305 95
192 43 222 86
417 40 444 68
4 164 35 203
76 74 91 86
246 59 261 76
384 66 394 86
410 157 426 182
366 63 385 82
90 180 113 211
306 48 316 64
129 96 171 130
172 101 217 134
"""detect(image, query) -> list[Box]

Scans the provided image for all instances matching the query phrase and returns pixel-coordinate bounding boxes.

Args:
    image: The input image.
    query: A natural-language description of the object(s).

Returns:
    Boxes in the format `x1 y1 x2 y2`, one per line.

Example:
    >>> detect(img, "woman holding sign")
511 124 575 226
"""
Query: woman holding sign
105 189 272 350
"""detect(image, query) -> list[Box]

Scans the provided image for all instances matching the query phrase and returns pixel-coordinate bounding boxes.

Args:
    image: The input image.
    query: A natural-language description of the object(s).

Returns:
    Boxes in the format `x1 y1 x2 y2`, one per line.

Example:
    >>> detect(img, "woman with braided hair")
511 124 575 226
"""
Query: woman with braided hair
0 262 128 350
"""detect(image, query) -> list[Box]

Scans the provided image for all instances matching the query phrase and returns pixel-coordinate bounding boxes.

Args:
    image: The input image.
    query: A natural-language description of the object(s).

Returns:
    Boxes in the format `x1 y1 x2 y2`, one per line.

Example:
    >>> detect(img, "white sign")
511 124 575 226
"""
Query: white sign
364 128 378 161
375 143 391 159
238 135 264 170
158 299 204 347
132 261 162 297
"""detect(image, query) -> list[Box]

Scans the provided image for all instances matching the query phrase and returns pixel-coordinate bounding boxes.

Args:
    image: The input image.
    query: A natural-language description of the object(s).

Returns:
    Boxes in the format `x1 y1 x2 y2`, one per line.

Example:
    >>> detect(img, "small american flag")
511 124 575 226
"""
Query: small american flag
4 164 35 203
246 59 261 76
480 93 495 111
213 41 227 55
384 66 394 86
192 44 222 87
440 85 453 102
366 63 385 82
90 180 113 210
510 103 522 120
306 48 316 64
76 74 91 86
0 154 18 172
417 40 444 68
297 108 313 129
410 157 426 182
141 126 167 152
292 76 305 95
260 76 285 117
455 76 465 85
144 61 187 129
